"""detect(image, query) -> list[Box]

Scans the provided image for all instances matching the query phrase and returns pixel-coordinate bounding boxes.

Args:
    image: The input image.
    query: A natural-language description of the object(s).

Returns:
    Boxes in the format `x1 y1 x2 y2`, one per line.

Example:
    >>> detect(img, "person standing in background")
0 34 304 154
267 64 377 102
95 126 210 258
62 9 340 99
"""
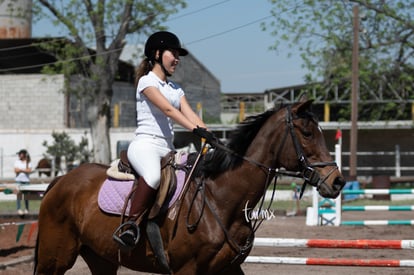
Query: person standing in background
14 149 32 215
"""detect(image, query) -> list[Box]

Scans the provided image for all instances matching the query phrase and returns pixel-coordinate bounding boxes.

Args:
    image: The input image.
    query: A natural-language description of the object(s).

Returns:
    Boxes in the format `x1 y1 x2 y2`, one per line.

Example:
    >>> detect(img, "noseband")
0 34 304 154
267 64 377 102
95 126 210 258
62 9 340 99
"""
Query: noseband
281 105 338 198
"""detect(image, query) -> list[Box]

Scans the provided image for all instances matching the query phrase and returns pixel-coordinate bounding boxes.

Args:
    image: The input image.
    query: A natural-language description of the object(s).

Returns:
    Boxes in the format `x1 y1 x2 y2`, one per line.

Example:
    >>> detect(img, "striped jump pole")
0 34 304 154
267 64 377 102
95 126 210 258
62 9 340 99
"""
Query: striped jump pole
342 205 414 211
338 189 414 226
341 220 414 226
253 238 414 249
244 256 414 267
342 189 414 195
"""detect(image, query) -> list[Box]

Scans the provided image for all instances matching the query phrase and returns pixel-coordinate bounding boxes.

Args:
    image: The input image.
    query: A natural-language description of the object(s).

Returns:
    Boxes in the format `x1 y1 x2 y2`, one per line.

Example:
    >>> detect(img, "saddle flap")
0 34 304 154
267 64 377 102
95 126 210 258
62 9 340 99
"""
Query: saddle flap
100 150 184 219
149 164 177 219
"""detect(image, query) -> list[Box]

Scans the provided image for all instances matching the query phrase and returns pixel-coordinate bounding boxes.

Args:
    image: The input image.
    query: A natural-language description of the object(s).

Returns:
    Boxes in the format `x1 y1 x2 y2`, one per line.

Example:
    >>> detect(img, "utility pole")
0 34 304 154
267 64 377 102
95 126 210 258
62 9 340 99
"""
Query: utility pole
350 5 359 179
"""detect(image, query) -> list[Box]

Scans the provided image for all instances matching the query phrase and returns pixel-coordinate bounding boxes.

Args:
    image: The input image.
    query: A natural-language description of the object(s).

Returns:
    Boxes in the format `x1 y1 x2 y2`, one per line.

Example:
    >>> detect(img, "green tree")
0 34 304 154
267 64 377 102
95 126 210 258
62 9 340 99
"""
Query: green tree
32 0 185 163
42 131 92 172
265 0 414 120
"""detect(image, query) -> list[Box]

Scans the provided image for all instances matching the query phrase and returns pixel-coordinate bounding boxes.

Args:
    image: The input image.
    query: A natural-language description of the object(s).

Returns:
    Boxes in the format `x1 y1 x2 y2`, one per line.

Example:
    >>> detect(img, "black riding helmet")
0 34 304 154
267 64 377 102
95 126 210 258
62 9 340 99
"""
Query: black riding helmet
144 31 188 59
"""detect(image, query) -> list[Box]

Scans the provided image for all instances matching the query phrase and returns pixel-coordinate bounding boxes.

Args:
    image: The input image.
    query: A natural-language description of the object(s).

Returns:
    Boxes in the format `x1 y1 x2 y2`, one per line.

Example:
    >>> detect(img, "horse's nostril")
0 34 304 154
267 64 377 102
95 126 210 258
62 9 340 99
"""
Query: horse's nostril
333 177 346 192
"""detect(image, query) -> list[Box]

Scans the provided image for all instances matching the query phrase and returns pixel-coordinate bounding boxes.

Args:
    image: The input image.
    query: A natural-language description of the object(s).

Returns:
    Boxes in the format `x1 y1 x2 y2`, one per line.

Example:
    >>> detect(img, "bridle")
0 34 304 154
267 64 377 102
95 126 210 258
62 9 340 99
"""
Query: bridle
185 104 340 266
280 105 339 198
207 105 339 193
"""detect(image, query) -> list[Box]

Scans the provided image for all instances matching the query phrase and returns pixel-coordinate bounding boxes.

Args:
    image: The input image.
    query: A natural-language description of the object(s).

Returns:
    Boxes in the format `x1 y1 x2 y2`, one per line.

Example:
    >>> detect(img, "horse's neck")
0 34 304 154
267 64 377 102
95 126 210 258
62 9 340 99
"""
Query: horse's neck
207 118 285 222
209 162 270 218
236 163 270 200
216 130 283 216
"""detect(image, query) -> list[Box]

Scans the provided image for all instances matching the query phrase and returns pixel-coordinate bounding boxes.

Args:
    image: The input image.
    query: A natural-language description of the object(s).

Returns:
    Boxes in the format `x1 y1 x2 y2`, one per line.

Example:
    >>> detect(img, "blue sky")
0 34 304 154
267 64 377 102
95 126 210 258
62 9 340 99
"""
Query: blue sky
32 0 307 93
167 0 307 93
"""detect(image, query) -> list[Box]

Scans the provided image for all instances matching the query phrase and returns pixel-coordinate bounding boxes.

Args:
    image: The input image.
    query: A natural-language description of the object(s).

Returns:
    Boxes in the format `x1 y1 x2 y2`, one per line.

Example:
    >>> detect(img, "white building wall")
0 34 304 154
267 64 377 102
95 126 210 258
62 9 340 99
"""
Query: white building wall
0 128 135 179
0 74 65 129
0 74 137 179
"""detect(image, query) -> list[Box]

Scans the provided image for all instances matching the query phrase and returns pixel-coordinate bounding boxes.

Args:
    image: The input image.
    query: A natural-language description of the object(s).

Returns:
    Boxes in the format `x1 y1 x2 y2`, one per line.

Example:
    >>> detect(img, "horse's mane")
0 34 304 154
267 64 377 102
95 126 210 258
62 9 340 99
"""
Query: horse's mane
202 107 280 178
43 175 64 195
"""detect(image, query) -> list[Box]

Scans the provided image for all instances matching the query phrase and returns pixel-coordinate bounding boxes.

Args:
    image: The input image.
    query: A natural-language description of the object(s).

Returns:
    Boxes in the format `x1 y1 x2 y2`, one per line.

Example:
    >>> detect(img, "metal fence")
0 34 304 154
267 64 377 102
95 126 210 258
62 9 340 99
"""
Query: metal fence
339 145 414 177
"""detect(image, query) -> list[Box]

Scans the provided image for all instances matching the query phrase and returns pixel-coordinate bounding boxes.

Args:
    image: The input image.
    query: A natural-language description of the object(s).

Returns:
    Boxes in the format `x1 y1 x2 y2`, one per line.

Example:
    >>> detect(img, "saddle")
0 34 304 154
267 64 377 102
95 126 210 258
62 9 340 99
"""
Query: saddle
106 150 179 219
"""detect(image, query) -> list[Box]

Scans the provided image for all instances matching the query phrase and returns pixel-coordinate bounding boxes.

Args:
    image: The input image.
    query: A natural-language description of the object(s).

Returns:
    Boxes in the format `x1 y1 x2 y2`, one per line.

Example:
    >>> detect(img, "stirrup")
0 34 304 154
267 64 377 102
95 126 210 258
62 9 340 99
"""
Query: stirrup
113 221 140 250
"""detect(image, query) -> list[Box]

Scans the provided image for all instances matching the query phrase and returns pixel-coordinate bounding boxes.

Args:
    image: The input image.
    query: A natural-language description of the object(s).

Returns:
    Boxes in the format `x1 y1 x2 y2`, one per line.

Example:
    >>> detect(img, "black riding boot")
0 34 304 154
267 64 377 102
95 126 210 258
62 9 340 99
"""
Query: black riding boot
113 177 157 249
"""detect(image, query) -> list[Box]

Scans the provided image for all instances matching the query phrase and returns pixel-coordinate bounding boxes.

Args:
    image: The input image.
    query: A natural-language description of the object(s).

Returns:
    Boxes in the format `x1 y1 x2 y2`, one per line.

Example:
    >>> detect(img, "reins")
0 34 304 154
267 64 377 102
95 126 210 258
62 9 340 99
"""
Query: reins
182 104 341 265
182 131 286 265
207 138 302 179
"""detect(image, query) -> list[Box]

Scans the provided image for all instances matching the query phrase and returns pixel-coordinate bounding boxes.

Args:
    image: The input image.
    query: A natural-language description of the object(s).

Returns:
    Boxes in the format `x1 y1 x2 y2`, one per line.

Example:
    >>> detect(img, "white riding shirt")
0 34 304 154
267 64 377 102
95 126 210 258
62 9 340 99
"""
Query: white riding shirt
135 71 184 139
128 71 184 189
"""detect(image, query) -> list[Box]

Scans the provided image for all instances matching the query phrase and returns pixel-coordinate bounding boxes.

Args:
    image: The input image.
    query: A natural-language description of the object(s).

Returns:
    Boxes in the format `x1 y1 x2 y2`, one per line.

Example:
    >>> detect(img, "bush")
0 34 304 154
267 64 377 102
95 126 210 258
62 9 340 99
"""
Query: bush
42 131 92 172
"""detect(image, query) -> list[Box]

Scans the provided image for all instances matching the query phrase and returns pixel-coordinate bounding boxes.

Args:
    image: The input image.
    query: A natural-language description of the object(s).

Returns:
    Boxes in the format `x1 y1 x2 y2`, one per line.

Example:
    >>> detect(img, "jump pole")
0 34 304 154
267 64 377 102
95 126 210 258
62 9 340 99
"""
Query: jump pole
342 189 414 195
342 205 414 211
340 189 414 225
334 143 342 226
253 237 414 249
341 220 414 226
244 256 414 267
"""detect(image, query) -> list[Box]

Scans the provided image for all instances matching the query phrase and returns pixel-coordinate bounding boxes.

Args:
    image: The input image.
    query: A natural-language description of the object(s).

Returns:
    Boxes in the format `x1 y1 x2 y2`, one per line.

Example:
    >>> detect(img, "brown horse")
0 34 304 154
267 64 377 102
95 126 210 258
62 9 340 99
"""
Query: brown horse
35 157 61 177
34 98 345 275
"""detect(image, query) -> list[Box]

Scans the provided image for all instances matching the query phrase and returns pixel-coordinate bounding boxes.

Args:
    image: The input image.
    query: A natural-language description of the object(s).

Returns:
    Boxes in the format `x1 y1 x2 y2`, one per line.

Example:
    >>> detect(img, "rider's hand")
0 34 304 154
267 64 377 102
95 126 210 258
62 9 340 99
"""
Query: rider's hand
192 126 217 145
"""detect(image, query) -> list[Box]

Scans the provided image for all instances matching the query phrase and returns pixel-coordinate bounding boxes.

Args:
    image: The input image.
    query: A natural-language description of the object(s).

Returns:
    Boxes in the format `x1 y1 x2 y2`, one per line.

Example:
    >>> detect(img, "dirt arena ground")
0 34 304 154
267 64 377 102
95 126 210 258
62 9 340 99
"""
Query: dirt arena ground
1 211 413 274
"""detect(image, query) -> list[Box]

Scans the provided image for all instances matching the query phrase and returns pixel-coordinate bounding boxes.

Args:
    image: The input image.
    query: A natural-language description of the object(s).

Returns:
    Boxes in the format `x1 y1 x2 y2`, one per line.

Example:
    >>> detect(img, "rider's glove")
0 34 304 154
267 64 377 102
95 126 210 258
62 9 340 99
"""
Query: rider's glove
192 126 217 145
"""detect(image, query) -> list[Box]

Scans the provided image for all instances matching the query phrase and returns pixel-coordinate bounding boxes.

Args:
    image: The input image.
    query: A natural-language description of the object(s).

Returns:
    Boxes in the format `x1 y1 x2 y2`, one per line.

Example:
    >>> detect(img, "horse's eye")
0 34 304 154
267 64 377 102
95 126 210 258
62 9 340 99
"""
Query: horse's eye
302 130 312 138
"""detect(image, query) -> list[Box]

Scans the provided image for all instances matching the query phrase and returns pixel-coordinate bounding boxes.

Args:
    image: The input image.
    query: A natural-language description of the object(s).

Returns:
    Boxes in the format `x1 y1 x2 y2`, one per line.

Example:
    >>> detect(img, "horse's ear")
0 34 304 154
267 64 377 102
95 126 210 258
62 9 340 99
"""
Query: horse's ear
294 97 314 114
273 99 284 110
298 93 309 103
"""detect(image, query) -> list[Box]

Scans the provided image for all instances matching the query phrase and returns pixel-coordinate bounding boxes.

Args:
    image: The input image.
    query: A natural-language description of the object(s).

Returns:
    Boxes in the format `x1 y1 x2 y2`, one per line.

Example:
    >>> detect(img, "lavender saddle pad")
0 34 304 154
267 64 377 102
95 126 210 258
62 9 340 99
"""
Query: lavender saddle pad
98 179 134 216
98 153 187 216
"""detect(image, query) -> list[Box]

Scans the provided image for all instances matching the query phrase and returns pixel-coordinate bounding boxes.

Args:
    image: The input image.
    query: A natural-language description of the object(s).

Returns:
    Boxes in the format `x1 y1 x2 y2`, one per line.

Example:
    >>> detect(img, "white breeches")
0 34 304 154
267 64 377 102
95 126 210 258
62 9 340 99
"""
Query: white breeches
127 134 174 189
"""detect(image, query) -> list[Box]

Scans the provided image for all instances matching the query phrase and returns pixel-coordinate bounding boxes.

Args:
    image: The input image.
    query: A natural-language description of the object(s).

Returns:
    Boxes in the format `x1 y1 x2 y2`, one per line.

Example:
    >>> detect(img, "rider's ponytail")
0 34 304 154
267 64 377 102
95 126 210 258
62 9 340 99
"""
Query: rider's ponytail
134 58 153 88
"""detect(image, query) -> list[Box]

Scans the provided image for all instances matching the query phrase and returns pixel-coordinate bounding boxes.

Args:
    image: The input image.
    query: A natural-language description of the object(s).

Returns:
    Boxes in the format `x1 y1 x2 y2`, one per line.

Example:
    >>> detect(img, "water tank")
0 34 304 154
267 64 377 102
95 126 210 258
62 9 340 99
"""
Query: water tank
0 0 32 38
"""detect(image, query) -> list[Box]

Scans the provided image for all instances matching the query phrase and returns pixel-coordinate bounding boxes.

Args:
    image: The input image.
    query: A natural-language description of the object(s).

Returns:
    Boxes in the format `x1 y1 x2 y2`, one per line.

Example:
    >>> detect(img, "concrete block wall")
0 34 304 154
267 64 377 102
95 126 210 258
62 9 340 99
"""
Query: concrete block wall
0 74 65 129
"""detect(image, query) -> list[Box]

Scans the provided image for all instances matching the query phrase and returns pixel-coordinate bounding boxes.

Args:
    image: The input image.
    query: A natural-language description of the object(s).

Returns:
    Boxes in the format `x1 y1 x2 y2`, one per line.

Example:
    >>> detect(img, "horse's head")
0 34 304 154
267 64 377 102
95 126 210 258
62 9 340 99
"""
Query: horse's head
266 96 345 198
202 95 345 199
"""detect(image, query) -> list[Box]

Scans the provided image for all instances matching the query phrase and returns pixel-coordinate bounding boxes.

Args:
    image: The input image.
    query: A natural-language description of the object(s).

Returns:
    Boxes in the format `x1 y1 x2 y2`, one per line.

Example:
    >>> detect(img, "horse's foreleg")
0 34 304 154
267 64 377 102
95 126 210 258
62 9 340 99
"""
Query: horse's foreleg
35 243 79 274
218 264 244 275
170 261 197 275
172 263 244 275
169 258 245 275
80 246 118 275
36 221 79 274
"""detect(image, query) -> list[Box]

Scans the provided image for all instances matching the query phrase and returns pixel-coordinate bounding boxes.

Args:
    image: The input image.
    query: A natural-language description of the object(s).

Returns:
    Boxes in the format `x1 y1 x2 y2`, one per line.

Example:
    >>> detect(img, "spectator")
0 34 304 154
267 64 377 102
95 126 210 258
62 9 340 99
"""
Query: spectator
14 149 32 215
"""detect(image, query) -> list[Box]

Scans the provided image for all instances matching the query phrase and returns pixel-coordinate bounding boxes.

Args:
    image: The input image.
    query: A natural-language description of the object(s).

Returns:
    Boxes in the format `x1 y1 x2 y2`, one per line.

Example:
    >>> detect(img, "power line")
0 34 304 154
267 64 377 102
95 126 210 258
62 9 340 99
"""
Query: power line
0 47 123 73
0 1 273 71
186 15 273 45
0 0 232 53
0 37 67 52
169 0 231 21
